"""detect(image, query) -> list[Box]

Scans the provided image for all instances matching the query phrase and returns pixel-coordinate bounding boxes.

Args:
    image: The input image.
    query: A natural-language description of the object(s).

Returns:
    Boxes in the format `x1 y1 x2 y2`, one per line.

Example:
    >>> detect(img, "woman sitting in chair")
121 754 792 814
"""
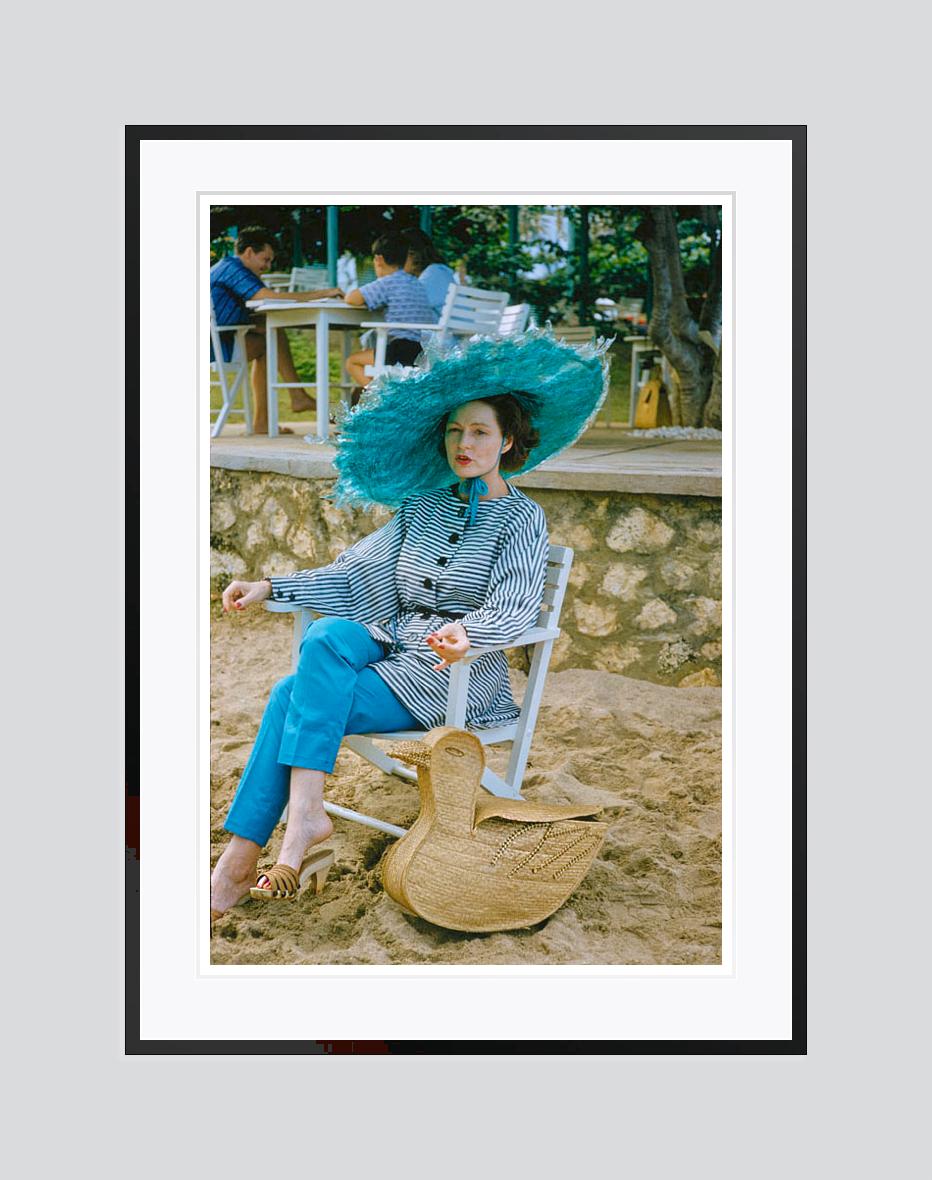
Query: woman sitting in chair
210 332 608 922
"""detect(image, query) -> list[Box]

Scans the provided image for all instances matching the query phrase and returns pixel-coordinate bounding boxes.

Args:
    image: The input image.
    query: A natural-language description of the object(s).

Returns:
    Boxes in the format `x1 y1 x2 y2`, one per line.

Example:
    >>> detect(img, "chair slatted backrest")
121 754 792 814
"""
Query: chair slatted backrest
535 545 573 628
499 303 531 337
439 284 509 342
554 324 597 345
289 265 330 291
261 272 292 291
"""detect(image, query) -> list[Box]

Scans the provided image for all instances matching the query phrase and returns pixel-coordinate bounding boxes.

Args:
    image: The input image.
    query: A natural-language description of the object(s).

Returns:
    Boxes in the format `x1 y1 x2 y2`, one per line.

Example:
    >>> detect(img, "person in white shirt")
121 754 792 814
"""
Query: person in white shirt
402 227 457 316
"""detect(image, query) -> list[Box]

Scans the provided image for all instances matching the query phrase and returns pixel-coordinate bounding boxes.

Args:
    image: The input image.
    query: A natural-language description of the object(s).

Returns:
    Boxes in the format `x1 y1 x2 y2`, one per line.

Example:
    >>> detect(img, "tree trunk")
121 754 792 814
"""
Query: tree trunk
636 208 721 427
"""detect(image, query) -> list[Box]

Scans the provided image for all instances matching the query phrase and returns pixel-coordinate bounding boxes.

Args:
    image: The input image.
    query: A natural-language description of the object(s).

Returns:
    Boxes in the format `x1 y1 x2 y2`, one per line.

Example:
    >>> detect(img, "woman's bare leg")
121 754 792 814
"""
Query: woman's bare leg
210 835 261 913
254 767 334 889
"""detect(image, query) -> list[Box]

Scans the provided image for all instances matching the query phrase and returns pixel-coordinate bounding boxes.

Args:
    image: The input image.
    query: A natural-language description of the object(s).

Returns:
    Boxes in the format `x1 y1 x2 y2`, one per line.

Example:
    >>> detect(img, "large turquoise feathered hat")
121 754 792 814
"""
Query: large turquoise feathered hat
331 329 611 509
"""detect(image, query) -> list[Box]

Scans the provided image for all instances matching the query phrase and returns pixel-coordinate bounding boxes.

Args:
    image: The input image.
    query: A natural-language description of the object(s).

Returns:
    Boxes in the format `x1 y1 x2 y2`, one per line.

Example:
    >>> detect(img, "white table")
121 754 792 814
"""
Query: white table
245 299 379 439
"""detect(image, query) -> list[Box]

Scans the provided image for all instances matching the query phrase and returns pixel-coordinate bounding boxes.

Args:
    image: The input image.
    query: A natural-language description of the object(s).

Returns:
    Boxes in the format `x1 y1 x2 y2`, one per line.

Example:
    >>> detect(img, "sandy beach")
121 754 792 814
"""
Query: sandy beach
210 606 722 965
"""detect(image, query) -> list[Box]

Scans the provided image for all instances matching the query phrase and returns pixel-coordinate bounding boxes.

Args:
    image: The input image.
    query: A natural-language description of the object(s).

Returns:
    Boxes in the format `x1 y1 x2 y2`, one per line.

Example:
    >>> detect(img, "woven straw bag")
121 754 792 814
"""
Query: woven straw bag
382 727 607 933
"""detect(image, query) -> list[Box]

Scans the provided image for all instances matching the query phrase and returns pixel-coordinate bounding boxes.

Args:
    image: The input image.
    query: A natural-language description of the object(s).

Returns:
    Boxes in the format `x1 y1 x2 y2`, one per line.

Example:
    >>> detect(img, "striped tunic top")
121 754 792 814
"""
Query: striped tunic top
267 485 549 730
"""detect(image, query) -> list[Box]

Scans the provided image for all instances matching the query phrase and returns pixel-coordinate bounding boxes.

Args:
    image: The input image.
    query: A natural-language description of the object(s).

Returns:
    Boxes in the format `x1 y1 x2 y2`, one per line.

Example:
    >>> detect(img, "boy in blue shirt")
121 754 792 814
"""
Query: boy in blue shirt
344 230 437 394
210 227 343 433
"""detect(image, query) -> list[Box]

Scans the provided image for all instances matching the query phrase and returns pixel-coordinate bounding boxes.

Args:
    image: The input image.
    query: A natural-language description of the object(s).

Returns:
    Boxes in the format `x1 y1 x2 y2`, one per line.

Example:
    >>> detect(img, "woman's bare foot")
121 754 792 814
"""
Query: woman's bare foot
253 424 294 435
211 836 261 915
254 812 334 890
289 391 317 414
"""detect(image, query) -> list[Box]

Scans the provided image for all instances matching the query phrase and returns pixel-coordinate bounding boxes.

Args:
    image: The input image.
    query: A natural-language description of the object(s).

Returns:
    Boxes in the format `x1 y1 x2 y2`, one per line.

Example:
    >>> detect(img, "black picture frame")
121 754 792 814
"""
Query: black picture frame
126 124 805 1055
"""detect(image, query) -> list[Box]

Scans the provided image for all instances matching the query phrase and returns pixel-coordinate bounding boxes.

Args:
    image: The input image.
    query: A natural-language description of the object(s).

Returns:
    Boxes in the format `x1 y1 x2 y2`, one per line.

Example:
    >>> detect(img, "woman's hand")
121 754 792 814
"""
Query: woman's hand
222 579 272 613
425 622 470 670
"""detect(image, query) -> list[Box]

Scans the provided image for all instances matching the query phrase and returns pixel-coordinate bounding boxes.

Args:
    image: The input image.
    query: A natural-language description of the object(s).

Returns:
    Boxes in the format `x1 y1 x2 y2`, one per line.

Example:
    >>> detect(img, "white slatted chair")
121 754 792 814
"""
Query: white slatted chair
289 265 330 291
264 544 573 837
499 303 531 337
554 324 597 346
361 283 510 380
210 309 253 436
260 272 292 291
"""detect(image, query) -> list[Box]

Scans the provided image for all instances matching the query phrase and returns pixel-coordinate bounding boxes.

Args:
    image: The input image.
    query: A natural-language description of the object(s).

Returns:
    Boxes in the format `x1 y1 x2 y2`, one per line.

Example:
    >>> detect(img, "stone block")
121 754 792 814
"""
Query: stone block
658 557 697 591
592 644 642 674
691 519 722 549
602 562 648 601
686 596 721 636
573 600 619 638
636 598 678 630
244 521 267 552
678 667 720 688
210 548 247 579
262 497 290 540
568 560 590 590
706 550 722 594
210 501 236 533
606 507 674 554
286 525 317 562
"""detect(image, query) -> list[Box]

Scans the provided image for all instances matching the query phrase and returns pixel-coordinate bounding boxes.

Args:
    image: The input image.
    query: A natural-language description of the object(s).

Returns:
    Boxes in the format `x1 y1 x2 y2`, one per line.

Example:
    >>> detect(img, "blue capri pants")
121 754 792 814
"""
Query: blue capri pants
224 616 421 846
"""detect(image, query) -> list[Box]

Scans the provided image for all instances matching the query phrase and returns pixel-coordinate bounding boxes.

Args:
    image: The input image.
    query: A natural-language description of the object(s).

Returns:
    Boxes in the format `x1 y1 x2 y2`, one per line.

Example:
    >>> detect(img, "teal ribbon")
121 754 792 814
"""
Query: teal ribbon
458 439 506 527
457 475 488 528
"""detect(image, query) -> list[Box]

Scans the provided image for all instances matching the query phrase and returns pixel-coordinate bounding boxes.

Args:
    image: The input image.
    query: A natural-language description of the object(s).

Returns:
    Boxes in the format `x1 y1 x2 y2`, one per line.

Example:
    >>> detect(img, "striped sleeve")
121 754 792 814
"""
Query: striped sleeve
458 507 548 648
267 503 407 622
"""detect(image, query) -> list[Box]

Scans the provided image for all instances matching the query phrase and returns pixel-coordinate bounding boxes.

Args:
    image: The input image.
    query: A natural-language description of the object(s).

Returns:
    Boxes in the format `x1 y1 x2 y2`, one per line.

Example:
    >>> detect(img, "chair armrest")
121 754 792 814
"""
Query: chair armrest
264 601 304 614
359 322 442 331
461 627 561 662
214 323 253 333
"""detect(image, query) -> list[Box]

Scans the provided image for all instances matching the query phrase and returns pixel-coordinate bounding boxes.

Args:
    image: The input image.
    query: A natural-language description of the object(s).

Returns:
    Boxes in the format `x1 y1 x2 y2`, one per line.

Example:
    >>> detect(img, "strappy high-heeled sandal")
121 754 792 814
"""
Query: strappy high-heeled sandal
249 848 335 901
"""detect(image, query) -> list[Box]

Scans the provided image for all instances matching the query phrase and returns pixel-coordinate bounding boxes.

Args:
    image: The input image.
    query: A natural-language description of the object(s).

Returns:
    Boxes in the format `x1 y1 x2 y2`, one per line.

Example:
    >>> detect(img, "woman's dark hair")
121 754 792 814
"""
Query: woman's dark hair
441 393 540 472
402 227 445 273
371 231 408 267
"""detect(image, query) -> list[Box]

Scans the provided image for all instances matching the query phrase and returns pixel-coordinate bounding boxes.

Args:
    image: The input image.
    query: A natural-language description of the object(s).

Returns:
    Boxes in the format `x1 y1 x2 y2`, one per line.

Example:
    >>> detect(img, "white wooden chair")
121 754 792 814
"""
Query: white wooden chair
361 283 510 380
260 272 292 291
264 544 573 837
210 309 253 436
289 265 330 291
554 324 597 346
499 303 531 336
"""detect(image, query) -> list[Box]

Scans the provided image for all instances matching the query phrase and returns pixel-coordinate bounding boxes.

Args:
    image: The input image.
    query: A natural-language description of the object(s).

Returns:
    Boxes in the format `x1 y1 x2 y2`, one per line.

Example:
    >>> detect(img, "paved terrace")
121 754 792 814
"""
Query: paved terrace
210 425 722 498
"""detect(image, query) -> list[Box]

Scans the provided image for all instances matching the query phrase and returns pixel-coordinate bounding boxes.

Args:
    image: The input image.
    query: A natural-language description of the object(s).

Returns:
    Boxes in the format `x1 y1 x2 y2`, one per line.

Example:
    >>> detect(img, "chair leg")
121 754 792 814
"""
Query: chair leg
343 734 416 781
373 330 388 374
480 766 523 800
503 640 555 795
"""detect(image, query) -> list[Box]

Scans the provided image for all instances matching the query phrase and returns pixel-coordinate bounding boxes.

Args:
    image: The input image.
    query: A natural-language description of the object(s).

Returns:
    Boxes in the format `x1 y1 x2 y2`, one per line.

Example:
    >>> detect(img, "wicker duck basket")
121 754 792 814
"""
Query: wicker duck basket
381 727 607 933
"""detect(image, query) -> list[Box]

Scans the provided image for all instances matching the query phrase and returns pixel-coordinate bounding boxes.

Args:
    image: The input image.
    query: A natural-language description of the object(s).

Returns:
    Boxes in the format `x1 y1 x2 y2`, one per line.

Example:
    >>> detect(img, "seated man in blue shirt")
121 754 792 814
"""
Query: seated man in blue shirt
210 227 343 434
344 231 437 399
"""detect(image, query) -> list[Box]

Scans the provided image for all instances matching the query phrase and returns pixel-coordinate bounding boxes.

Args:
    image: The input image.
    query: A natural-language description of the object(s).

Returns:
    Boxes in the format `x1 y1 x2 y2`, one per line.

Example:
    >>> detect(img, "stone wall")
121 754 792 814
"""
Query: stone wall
210 468 722 687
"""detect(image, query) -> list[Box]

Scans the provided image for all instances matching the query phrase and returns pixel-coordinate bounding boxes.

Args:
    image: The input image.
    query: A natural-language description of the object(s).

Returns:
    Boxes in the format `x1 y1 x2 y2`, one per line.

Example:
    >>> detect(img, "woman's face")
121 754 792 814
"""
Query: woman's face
444 400 512 477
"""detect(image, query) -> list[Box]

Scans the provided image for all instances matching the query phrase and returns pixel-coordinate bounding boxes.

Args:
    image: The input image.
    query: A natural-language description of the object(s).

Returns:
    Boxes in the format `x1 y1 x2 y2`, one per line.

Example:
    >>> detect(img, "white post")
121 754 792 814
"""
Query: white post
316 311 330 440
267 315 279 436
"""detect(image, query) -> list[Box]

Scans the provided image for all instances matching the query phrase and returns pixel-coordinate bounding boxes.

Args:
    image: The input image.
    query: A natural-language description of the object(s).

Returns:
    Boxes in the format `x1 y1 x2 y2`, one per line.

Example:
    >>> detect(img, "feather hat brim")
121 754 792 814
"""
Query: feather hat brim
331 328 611 509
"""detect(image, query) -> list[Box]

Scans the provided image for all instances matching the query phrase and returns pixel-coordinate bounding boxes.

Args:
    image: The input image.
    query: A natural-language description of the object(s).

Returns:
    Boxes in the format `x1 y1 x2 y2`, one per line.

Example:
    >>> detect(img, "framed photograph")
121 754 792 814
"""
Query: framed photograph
128 126 803 1052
